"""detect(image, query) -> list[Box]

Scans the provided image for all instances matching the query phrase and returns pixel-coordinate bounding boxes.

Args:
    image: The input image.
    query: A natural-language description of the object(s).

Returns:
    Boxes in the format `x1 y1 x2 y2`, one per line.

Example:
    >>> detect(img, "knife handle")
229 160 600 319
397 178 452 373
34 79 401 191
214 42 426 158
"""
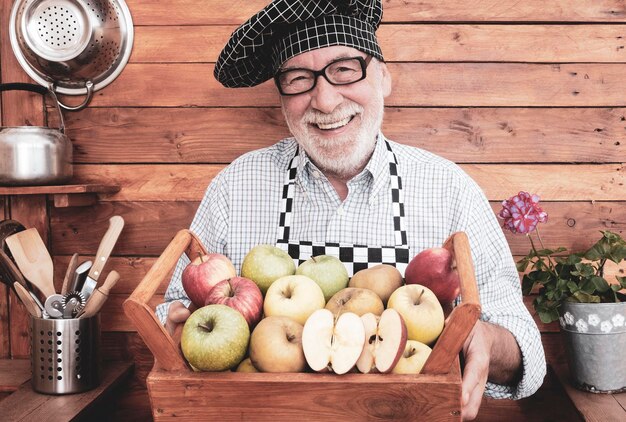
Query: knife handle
88 216 124 282
79 271 120 318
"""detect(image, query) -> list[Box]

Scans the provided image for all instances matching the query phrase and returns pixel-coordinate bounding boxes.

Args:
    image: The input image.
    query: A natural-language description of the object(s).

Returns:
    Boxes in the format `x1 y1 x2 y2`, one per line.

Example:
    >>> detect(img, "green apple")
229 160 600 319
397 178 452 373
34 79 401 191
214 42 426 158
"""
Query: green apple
391 340 432 374
387 284 445 345
249 316 306 372
181 304 250 371
263 275 325 325
349 264 403 306
325 287 384 317
295 255 349 302
241 244 296 294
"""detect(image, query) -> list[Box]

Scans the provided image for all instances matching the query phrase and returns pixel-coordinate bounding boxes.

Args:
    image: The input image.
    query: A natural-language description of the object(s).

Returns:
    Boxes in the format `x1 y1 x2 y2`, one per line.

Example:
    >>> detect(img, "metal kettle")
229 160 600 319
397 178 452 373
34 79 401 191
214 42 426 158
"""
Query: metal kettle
0 83 73 186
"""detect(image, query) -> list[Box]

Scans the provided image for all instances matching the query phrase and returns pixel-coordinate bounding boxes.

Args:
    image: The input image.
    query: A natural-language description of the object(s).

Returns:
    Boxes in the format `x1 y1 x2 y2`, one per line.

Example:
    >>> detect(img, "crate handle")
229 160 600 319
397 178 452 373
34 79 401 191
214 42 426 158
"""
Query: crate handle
421 231 482 375
123 229 207 371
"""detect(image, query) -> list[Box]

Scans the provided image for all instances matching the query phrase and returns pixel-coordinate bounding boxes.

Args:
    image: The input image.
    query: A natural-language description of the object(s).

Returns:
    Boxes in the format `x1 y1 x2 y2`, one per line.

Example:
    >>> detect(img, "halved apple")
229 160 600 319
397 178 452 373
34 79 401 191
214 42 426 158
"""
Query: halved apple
302 309 365 374
356 308 407 374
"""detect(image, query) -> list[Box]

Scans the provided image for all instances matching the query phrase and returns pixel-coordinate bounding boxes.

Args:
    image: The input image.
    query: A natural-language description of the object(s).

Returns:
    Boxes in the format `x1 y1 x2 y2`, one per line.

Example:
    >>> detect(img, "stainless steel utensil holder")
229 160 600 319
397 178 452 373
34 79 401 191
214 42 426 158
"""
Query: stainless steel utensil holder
30 314 101 394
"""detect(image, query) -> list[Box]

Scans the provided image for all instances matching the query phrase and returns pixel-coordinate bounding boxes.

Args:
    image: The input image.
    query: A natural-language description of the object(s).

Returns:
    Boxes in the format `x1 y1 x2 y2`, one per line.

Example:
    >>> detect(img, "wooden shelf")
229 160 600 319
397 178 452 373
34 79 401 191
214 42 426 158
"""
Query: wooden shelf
0 184 120 208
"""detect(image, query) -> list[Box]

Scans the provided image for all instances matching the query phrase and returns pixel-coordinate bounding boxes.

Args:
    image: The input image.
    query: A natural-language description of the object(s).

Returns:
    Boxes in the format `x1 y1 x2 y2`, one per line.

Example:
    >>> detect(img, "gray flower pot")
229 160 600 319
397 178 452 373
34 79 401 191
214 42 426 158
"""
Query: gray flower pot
559 301 626 393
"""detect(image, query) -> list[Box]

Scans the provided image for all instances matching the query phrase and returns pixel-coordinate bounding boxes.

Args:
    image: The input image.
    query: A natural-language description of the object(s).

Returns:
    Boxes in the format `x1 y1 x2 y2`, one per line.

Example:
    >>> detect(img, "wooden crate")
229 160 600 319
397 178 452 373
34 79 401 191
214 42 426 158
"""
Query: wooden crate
124 230 481 421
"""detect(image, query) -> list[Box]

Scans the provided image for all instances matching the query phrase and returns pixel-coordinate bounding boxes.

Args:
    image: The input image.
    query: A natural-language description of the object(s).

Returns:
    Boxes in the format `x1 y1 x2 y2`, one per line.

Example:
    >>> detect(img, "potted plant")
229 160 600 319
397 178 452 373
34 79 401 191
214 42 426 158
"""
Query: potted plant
498 192 626 393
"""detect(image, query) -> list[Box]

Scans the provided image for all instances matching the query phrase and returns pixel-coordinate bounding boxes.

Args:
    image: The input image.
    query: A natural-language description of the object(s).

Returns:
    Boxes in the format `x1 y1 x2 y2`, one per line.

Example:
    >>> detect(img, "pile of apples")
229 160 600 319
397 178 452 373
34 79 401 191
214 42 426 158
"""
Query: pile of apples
180 244 461 375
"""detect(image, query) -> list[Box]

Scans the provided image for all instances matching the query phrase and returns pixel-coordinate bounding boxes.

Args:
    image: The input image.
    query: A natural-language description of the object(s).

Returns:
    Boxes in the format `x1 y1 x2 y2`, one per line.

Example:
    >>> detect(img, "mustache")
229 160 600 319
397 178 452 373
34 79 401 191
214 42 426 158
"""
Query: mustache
302 103 364 125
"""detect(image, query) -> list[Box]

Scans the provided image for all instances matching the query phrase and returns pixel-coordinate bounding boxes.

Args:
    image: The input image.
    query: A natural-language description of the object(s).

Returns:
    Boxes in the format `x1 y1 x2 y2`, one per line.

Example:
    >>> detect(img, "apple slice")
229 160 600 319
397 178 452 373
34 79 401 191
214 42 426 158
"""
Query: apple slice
356 309 407 374
302 309 365 375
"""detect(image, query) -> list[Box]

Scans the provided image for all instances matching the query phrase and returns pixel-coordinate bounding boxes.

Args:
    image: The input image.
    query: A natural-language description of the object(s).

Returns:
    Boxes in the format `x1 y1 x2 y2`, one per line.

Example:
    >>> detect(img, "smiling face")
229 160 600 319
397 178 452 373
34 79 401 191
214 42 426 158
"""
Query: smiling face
279 46 392 180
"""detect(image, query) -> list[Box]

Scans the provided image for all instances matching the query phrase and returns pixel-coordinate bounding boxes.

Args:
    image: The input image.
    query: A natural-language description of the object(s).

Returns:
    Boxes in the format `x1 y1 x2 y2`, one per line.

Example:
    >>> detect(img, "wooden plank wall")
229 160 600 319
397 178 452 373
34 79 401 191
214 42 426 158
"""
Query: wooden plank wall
2 0 626 420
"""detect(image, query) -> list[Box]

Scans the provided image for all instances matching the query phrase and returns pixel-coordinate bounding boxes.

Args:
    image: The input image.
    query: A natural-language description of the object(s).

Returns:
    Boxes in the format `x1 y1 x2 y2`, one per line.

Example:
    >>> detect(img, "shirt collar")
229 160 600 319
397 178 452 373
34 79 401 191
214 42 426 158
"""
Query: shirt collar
292 131 392 199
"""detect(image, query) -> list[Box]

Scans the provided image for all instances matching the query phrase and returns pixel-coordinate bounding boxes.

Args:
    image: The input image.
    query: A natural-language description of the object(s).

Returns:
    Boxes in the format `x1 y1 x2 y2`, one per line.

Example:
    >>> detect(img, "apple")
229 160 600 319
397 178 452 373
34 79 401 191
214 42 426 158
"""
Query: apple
295 255 349 302
387 284 445 346
356 309 407 374
204 276 263 329
349 264 403 306
235 357 259 373
391 340 432 375
241 244 296 294
249 316 307 372
182 252 237 307
405 247 461 305
325 287 384 317
263 275 325 325
302 308 365 374
180 304 250 371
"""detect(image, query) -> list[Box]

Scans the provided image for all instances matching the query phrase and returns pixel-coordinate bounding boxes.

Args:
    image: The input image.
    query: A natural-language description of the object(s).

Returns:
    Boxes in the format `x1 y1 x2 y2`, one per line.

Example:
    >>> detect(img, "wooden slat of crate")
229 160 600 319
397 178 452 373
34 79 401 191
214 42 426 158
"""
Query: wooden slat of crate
147 369 462 421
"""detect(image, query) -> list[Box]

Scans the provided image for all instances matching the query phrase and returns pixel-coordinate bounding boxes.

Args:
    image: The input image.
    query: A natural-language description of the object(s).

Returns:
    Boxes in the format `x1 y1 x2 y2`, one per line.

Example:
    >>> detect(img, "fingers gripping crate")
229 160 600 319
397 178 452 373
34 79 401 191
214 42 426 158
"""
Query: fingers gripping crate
124 230 481 421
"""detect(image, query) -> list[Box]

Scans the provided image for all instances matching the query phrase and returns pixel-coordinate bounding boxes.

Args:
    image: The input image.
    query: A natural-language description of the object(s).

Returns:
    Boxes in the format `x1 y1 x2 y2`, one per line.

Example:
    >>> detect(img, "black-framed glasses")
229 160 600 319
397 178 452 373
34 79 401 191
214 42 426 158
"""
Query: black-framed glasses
274 56 373 96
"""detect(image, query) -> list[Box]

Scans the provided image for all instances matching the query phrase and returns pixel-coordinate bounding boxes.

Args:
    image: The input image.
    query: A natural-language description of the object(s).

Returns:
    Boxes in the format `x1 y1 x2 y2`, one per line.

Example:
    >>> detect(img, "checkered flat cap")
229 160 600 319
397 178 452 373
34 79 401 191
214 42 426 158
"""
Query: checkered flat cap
214 0 384 88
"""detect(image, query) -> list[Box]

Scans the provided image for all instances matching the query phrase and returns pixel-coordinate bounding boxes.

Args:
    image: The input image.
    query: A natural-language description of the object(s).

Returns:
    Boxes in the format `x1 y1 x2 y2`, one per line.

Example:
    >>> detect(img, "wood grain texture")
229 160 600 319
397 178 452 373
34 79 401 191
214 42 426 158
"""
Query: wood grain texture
65 107 626 164
130 25 626 63
147 370 462 421
127 0 626 24
48 201 626 257
68 164 626 202
81 63 626 107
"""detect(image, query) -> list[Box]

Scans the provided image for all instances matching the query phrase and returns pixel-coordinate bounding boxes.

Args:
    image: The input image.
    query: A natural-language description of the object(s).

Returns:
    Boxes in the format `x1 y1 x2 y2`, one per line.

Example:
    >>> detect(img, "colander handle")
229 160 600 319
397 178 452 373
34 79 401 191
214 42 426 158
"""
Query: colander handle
0 82 65 133
49 81 95 112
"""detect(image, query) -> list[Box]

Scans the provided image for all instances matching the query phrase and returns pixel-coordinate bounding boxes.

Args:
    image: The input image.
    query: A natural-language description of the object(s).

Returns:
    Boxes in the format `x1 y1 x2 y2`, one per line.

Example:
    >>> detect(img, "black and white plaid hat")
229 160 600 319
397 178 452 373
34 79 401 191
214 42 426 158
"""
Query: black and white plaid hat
214 0 384 88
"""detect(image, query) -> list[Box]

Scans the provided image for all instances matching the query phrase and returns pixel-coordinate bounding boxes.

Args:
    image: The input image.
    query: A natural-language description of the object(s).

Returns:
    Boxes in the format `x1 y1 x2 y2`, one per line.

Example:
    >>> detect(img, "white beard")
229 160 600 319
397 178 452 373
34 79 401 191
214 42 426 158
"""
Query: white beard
282 90 385 180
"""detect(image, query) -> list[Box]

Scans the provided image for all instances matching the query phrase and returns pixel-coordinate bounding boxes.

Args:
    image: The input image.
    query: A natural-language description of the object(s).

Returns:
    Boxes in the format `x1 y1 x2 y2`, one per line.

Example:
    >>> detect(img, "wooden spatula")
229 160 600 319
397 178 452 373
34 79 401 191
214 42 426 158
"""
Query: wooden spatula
14 282 42 318
5 228 55 299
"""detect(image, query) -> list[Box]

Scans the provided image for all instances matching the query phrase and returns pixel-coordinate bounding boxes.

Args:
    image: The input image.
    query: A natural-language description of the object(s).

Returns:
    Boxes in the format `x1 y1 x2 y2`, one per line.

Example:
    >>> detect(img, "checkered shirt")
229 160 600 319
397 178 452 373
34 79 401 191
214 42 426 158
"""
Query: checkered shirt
155 133 546 400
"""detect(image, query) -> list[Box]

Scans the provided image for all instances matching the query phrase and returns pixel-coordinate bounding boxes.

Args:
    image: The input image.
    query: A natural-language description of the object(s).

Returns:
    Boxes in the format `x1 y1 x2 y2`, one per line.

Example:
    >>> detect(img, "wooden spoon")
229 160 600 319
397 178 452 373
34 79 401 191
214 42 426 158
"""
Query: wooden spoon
5 228 55 299
61 253 80 295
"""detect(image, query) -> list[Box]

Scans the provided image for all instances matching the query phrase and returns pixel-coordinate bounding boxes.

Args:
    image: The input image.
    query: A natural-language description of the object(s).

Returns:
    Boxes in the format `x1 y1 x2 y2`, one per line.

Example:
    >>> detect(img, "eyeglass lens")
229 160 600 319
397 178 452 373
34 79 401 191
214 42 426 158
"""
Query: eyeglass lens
277 57 367 95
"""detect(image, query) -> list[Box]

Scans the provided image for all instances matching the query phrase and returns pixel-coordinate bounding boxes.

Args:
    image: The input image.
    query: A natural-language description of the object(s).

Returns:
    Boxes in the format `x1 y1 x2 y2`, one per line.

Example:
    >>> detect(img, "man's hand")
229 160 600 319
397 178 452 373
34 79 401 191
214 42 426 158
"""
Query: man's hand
461 320 492 420
461 320 523 420
165 301 193 343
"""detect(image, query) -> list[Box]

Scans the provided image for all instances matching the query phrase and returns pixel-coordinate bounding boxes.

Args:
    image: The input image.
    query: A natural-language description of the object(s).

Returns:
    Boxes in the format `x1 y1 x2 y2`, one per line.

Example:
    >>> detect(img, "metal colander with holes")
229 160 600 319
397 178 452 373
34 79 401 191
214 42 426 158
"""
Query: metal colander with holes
9 0 134 111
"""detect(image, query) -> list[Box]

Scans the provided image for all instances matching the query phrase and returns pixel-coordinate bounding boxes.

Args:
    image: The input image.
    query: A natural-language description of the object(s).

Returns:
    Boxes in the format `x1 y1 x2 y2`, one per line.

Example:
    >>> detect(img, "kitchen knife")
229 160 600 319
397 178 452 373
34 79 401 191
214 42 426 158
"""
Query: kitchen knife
70 260 92 293
80 216 124 300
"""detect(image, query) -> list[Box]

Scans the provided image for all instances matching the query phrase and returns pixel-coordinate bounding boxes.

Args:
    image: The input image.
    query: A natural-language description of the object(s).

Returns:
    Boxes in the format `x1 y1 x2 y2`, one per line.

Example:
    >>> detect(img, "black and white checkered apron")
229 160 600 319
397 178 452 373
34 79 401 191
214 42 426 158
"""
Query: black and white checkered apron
276 140 410 277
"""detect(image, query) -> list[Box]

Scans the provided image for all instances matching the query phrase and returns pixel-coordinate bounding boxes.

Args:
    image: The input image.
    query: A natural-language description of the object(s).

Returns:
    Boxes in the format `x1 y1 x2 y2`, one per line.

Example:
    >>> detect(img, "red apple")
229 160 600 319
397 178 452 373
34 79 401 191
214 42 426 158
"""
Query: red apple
404 247 461 305
205 277 263 329
182 253 237 307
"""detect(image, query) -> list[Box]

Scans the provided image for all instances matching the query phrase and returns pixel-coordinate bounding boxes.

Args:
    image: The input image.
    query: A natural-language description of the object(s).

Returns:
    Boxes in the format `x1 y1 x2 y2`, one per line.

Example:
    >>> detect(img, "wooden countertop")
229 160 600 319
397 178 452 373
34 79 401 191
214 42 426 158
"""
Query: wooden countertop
0 360 133 421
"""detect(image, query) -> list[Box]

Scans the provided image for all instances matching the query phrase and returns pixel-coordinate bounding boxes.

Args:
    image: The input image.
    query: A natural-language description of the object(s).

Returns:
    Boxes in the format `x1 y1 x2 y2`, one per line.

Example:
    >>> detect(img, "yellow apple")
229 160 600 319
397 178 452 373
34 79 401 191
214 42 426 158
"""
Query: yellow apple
391 340 432 374
387 284 444 345
249 316 306 373
235 357 258 373
263 275 325 325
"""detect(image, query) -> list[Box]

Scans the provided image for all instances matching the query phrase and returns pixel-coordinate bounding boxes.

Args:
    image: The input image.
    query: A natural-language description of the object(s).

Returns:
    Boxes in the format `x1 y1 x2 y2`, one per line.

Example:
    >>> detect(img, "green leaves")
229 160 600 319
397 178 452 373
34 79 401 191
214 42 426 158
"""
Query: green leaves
518 230 626 323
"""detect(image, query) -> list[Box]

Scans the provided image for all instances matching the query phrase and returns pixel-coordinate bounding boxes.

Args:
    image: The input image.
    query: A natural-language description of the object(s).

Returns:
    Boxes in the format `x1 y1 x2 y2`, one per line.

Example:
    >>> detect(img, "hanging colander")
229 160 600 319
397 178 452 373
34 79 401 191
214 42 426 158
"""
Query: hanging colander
9 0 134 111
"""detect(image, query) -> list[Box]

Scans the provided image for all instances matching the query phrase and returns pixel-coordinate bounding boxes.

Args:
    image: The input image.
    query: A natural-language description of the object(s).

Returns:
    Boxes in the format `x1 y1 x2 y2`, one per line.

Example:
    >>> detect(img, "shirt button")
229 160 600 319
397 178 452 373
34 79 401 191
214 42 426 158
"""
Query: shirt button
311 170 321 179
337 207 344 216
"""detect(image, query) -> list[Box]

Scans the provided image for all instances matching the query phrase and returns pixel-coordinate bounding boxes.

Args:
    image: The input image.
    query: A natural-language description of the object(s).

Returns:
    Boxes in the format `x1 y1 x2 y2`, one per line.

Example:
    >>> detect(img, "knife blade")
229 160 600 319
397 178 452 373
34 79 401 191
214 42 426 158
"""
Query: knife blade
80 216 124 300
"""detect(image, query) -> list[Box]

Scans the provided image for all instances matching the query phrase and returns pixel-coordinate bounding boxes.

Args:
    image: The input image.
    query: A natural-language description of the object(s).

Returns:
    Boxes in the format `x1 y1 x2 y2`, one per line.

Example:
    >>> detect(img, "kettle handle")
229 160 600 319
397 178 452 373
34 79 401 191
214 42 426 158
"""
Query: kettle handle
0 82 65 133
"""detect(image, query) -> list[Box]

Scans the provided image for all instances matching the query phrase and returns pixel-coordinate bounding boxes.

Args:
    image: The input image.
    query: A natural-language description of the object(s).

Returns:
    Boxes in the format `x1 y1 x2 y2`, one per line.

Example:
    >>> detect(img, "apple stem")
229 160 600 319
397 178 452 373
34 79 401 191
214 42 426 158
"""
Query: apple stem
197 322 213 333
227 279 234 297
415 289 425 305
311 256 318 263
197 251 203 260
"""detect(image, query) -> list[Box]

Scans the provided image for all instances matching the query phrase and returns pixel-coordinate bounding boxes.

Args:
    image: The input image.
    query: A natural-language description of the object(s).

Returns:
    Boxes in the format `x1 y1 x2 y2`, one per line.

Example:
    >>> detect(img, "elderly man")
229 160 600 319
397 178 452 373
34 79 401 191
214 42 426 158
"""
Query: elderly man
156 0 546 419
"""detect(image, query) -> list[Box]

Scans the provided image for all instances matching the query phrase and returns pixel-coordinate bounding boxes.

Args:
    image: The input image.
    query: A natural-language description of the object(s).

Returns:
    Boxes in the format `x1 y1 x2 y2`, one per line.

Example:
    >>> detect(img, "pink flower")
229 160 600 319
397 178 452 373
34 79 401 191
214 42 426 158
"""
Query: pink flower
498 191 548 234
